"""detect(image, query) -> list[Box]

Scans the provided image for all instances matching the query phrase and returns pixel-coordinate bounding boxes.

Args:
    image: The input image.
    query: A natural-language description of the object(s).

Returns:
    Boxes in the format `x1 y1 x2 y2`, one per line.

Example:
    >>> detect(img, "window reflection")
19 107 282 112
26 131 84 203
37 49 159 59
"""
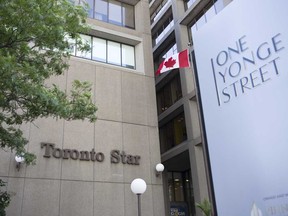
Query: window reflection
95 0 108 22
108 0 122 26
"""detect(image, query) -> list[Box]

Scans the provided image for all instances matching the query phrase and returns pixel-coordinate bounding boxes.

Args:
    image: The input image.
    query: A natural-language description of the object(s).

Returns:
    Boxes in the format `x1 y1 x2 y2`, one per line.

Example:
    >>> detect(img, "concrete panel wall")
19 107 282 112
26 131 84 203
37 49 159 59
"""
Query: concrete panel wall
1 1 164 215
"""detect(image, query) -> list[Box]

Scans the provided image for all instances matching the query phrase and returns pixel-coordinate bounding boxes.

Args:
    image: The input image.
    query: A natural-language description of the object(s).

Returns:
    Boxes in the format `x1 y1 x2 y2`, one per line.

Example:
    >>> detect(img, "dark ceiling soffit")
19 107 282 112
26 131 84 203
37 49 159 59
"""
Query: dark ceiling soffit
118 0 140 6
180 0 211 26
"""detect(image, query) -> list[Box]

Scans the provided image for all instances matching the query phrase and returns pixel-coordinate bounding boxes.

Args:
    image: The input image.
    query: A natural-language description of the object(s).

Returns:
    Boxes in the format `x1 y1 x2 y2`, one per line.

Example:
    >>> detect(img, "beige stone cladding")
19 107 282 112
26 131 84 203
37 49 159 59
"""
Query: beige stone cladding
1 1 165 216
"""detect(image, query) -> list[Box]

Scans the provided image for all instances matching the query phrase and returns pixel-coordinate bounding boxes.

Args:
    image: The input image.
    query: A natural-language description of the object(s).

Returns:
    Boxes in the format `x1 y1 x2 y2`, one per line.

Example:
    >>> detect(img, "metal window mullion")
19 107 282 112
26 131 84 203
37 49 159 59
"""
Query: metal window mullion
120 43 123 67
121 2 124 27
106 39 108 64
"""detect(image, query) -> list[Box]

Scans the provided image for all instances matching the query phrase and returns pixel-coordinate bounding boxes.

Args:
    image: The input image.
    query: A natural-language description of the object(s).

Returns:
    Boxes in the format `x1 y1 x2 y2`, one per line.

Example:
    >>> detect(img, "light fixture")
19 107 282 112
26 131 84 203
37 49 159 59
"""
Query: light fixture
155 163 164 177
131 178 147 216
15 155 25 171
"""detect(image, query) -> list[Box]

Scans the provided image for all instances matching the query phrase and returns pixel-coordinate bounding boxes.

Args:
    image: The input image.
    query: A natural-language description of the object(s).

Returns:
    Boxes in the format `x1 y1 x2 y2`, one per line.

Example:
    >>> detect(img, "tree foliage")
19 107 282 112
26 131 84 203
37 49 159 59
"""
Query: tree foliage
0 0 97 165
0 180 10 216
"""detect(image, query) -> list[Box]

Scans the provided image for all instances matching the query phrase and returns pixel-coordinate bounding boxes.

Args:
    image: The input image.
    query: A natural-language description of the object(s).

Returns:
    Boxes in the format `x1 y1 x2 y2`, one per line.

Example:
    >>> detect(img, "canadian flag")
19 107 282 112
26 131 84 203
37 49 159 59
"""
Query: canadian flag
155 49 190 76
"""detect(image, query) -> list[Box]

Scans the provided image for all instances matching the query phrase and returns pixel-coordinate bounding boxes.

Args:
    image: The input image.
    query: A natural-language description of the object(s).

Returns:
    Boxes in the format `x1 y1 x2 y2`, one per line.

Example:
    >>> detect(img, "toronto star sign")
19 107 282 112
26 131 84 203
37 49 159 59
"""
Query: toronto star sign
40 142 141 165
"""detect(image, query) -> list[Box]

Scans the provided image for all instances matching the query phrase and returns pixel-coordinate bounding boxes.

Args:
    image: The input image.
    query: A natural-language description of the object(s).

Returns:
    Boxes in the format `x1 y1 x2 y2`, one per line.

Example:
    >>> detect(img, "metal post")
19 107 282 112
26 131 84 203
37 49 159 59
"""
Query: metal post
137 194 141 216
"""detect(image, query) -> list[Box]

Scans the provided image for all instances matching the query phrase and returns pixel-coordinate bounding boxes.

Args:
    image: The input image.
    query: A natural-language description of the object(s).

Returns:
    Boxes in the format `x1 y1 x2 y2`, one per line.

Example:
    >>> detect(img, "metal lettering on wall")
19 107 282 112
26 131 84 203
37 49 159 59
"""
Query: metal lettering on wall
40 142 140 165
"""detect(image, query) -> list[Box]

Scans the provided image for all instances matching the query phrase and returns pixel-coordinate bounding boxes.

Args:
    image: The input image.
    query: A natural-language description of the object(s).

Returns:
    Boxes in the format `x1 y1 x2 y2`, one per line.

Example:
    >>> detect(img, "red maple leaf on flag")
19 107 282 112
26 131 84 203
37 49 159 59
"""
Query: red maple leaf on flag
164 57 176 68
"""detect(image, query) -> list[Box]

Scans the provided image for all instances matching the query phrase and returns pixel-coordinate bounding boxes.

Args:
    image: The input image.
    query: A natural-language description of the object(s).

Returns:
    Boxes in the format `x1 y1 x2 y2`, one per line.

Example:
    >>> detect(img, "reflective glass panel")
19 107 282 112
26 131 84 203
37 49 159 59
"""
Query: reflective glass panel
108 0 122 26
121 44 135 69
95 0 108 21
92 38 106 62
86 0 94 18
107 41 121 65
122 3 135 28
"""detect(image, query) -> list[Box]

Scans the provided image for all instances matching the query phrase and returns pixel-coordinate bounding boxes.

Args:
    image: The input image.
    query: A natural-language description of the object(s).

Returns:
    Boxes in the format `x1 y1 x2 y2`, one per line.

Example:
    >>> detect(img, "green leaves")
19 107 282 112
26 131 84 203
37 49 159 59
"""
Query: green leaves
0 180 10 216
196 199 212 216
0 0 97 165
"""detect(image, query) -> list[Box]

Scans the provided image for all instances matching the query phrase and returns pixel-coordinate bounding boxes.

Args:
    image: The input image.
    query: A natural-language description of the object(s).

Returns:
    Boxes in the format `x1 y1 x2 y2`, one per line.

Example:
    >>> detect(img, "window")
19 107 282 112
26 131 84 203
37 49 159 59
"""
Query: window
92 38 106 62
152 14 174 46
94 0 108 22
107 41 121 65
68 34 135 69
76 34 92 59
168 170 195 216
122 4 134 28
86 0 94 18
122 44 135 69
157 72 182 114
87 0 135 29
108 0 122 26
150 0 170 24
159 111 187 153
184 0 197 10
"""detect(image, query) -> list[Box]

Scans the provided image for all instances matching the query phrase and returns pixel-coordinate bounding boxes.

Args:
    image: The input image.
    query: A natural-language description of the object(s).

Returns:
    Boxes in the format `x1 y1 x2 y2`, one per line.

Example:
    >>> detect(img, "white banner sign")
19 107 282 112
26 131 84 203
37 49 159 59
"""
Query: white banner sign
193 0 288 215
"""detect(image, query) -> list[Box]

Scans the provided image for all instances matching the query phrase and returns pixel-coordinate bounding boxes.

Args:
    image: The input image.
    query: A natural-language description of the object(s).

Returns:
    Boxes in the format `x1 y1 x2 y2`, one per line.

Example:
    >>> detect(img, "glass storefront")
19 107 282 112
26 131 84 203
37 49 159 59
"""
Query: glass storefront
168 170 195 216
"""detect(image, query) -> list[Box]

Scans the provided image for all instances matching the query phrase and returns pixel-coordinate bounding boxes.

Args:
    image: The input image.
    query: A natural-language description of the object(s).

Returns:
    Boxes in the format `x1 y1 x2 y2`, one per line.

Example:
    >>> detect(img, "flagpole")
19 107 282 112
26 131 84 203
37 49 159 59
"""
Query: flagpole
188 42 218 216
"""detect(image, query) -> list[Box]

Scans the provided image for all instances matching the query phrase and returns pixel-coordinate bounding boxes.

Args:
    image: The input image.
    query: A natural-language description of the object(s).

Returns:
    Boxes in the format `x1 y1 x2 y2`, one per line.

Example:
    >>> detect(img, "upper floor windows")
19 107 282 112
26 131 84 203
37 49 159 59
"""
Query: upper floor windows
152 14 174 46
68 34 135 69
150 0 171 25
86 0 135 29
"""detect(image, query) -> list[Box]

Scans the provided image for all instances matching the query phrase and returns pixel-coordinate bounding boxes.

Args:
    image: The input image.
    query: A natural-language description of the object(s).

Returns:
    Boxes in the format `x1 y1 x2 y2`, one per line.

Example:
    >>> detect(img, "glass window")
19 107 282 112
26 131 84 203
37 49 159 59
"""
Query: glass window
76 34 92 59
122 3 135 28
122 44 135 69
157 73 182 114
92 0 134 29
72 34 135 69
159 112 187 153
95 0 108 21
108 0 122 26
173 172 184 201
167 170 195 216
86 0 94 18
92 38 106 62
107 41 121 65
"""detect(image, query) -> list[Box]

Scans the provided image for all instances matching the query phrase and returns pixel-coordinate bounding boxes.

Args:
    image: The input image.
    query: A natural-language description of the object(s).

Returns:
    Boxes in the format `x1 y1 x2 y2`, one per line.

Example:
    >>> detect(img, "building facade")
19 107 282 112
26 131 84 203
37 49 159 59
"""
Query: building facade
0 1 165 216
149 0 232 215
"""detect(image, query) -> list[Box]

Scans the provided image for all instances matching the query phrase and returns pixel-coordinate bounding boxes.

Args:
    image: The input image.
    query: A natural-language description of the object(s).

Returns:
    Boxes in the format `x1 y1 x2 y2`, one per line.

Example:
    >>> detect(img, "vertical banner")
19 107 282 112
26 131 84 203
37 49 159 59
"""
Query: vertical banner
192 0 288 215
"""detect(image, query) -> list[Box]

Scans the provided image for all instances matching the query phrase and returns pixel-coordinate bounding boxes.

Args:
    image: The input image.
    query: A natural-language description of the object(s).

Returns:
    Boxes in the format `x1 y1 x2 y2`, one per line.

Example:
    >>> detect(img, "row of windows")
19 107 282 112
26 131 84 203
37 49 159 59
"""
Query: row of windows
68 34 135 69
86 0 135 29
